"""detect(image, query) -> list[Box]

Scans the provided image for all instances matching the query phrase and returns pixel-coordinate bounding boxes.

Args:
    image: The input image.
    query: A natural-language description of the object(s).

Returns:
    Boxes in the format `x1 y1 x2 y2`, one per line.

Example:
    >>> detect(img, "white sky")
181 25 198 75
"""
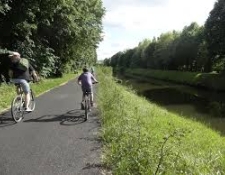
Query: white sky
97 0 217 60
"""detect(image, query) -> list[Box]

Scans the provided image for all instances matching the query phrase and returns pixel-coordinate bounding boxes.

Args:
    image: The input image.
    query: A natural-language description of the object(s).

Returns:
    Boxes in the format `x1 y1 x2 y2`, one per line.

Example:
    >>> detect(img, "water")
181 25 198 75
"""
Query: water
119 75 225 136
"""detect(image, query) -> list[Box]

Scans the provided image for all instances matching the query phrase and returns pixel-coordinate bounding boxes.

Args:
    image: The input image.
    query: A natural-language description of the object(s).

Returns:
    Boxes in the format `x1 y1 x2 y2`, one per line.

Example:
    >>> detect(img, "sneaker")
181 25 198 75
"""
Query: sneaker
25 107 33 112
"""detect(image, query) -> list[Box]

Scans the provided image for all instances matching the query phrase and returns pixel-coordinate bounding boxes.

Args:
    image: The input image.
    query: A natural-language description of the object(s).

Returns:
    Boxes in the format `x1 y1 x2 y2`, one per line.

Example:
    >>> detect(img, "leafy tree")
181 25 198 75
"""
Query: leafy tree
0 0 12 15
172 23 203 71
0 0 105 77
130 39 151 68
205 0 225 72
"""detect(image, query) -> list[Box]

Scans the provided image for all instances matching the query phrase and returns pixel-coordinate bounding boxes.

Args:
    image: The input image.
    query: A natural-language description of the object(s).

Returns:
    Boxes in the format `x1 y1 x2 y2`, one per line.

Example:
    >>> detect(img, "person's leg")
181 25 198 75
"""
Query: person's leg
81 87 85 110
25 93 31 109
81 87 85 102
12 79 31 110
90 93 93 103
20 80 31 110
88 87 94 106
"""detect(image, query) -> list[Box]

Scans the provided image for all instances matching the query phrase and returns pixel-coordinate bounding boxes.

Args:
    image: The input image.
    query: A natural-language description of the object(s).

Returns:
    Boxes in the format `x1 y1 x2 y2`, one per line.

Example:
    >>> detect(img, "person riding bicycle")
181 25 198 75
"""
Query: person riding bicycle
8 52 38 112
78 67 98 109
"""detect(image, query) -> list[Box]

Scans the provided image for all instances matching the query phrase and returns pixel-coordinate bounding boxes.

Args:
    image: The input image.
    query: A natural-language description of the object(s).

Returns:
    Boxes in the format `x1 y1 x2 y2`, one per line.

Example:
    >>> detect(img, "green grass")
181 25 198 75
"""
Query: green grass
97 67 225 174
0 73 77 112
125 68 225 91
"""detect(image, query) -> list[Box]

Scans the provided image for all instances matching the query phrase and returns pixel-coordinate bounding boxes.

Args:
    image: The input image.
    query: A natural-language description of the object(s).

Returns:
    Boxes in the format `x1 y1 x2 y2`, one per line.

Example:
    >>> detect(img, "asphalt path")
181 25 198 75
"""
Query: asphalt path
0 79 102 175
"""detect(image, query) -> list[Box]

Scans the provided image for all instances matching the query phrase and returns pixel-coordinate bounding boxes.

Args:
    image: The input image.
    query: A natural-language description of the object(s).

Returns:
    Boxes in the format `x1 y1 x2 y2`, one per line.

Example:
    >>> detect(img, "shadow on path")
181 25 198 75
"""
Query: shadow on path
24 109 86 125
0 111 16 128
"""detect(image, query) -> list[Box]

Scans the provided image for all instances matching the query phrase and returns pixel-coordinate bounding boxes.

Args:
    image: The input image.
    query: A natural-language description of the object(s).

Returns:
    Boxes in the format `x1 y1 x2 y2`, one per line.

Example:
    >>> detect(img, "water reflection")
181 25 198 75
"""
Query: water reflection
119 75 225 136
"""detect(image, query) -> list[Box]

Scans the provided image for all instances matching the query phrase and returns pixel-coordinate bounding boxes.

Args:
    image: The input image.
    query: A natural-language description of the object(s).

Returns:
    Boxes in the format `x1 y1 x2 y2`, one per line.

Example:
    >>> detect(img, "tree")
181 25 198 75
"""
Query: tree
173 23 203 71
205 0 225 72
0 0 12 15
0 0 105 77
108 22 210 73
129 39 151 68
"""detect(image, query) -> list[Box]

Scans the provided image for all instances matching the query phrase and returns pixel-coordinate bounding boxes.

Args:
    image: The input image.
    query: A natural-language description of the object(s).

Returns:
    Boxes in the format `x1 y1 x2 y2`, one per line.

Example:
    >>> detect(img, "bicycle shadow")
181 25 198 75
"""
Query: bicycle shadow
0 112 16 128
24 109 86 125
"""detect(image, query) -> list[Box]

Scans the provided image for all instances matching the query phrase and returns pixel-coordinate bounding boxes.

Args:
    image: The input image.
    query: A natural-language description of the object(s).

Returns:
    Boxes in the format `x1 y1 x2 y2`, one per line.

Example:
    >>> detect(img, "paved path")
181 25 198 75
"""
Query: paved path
0 79 102 175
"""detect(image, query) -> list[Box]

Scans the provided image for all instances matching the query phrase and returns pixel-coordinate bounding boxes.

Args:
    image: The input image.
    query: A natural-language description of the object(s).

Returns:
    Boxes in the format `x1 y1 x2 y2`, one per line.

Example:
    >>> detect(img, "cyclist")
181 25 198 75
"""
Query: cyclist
78 67 98 109
8 52 38 112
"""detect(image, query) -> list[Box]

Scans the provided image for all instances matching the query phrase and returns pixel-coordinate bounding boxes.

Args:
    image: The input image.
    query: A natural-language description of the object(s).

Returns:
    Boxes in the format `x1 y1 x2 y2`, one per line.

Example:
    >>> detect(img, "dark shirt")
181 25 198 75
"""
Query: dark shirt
10 61 34 81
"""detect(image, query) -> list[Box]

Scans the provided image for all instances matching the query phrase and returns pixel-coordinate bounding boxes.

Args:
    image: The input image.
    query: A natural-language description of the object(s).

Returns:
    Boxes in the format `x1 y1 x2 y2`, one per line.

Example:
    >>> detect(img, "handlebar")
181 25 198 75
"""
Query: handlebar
92 81 99 84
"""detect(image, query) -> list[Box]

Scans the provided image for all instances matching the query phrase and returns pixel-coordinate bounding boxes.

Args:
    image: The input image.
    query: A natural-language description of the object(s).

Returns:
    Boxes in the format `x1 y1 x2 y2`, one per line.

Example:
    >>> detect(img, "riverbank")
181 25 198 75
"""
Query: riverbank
122 68 225 91
119 74 225 134
97 67 225 174
0 74 77 112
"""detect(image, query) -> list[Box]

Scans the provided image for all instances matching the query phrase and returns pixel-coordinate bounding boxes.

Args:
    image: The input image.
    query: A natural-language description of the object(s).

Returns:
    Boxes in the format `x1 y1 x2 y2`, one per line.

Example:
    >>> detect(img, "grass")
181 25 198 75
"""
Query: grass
0 73 77 112
125 68 225 91
97 67 225 174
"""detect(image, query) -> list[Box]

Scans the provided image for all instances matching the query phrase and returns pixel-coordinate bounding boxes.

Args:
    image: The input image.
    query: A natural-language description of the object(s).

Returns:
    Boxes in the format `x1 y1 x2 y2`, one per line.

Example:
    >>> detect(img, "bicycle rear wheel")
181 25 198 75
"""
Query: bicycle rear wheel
11 96 24 123
84 99 89 121
29 89 36 111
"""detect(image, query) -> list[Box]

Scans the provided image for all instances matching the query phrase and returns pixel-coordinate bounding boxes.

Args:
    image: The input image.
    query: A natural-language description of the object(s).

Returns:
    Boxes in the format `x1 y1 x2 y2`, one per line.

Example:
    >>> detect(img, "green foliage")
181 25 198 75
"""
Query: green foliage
0 0 105 77
0 0 12 15
105 22 207 72
205 0 225 72
0 83 15 111
172 23 204 71
97 67 225 174
130 39 151 68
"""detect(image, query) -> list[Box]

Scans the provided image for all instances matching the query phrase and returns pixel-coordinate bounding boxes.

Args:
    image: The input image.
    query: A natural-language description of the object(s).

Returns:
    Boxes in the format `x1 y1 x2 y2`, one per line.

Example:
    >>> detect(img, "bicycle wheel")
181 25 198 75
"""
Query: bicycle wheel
11 96 24 123
29 89 36 111
84 98 89 121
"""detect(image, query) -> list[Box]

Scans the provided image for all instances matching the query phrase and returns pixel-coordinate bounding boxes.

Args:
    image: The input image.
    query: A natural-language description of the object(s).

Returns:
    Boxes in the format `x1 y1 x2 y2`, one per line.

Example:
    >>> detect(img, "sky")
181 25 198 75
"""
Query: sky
97 0 217 60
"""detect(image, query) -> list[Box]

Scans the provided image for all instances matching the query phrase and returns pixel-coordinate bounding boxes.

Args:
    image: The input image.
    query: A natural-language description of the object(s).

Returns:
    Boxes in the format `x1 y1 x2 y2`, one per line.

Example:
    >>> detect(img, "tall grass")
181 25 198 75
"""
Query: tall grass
0 74 76 112
97 67 225 174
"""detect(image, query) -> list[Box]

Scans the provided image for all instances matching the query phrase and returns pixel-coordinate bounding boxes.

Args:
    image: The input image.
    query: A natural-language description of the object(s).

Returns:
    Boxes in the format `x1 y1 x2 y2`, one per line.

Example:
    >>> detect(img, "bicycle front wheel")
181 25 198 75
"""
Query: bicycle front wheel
11 96 24 123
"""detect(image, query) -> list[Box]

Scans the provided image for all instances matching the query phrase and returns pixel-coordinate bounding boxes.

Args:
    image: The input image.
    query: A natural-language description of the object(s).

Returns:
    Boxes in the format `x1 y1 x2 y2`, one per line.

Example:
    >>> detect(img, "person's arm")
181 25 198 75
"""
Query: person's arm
91 74 98 83
78 75 82 85
29 64 39 82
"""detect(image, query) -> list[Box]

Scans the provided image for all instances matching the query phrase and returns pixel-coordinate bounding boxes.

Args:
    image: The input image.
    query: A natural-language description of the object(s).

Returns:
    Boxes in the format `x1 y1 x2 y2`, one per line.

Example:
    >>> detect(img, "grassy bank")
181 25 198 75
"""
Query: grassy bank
97 67 225 174
0 74 77 112
124 68 225 91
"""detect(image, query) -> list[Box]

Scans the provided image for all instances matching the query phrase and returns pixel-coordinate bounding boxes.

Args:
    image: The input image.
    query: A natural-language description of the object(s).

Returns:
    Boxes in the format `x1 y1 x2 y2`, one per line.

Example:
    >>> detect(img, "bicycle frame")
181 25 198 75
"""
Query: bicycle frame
11 83 35 123
16 84 24 95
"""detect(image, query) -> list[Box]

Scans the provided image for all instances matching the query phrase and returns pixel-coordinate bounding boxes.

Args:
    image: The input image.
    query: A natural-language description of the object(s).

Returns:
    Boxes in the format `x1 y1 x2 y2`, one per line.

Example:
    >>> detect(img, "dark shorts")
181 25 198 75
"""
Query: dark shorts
82 86 93 95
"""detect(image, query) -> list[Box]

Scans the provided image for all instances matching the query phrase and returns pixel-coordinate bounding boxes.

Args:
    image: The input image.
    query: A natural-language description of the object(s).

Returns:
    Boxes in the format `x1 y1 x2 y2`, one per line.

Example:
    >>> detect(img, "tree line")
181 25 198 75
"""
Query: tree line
104 0 225 73
0 0 105 78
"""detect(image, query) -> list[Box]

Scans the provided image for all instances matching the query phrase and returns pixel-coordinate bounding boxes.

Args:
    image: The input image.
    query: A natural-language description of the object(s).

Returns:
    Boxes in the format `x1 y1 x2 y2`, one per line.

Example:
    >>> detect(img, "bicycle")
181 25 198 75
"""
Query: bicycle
11 83 35 123
83 82 98 121
83 91 91 121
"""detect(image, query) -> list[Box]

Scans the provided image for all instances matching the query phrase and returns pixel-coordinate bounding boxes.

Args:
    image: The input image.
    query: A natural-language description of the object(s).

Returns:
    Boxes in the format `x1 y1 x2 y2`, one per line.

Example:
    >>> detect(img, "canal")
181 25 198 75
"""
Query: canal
119 75 225 136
